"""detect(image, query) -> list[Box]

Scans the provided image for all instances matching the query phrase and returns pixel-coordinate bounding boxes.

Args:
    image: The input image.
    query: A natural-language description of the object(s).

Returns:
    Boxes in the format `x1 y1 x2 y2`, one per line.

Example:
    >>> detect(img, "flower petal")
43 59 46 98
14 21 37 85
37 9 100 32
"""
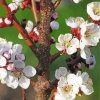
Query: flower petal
14 60 25 69
16 54 25 61
70 38 79 48
0 68 7 79
6 74 18 89
58 34 65 43
64 34 72 42
80 47 91 59
23 66 36 77
81 84 94 95
81 72 89 83
55 93 66 100
13 44 22 54
55 67 67 80
0 56 7 67
56 43 64 51
19 76 30 89
67 46 77 55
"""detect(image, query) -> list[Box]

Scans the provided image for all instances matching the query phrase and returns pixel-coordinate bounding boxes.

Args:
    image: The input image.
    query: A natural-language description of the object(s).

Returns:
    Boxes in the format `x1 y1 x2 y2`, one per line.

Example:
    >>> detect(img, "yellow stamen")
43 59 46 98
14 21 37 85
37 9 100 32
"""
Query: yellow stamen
63 85 73 93
93 3 100 15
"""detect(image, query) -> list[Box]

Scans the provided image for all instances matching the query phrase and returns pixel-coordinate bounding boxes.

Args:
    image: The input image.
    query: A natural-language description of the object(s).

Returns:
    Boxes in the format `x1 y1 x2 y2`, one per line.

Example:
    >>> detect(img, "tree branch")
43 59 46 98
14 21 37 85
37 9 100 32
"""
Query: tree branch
54 0 62 8
50 51 62 63
67 56 82 66
31 0 38 24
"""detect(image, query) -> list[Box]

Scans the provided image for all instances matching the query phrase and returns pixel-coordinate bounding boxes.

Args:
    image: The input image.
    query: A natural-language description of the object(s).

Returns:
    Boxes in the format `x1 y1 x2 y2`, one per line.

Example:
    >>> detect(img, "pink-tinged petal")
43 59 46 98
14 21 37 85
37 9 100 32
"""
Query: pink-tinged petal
56 43 65 51
7 63 15 71
0 56 7 67
19 76 30 89
3 51 11 59
8 3 18 12
4 18 11 25
23 66 36 77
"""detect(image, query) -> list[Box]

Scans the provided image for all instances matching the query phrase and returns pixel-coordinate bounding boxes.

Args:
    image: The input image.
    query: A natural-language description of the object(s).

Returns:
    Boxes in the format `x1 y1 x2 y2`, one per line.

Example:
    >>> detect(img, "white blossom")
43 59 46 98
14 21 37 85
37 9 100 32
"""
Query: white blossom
55 71 94 100
87 2 100 21
66 17 85 28
80 23 100 50
3 60 36 89
56 75 79 100
56 34 79 55
0 38 36 89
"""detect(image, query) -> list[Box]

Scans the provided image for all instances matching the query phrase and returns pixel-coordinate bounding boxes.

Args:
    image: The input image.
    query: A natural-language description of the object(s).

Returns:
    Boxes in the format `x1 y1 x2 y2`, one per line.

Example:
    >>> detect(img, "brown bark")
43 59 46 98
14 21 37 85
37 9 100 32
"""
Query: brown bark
33 0 54 100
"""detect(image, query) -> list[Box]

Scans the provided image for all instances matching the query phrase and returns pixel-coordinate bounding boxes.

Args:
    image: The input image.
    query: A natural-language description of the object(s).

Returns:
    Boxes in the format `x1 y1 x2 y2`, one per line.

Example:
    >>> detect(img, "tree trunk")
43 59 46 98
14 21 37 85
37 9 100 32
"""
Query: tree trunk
33 0 54 100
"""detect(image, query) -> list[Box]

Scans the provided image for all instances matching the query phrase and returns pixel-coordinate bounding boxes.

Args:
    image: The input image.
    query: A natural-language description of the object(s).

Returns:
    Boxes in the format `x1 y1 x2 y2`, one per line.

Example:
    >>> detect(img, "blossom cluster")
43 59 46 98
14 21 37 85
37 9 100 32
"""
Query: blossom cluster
54 1 100 100
54 67 94 100
56 1 100 60
0 38 36 89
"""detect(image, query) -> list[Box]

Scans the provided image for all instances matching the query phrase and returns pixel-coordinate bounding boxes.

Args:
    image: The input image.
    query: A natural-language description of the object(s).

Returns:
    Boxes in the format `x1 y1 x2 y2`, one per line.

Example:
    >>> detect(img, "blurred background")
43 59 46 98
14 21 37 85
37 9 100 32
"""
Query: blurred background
0 0 100 100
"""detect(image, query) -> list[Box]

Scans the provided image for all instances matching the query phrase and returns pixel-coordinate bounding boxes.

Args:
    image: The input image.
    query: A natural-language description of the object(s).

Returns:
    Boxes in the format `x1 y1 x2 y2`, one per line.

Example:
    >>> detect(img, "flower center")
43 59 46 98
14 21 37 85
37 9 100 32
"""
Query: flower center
85 29 92 37
13 70 22 78
63 85 73 93
93 4 100 16
64 41 71 48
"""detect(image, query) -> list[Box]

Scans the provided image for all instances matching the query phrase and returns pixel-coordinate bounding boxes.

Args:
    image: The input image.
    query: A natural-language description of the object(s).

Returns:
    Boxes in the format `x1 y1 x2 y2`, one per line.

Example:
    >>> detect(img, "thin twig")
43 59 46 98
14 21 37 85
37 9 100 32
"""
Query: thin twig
67 56 82 66
54 0 62 8
31 0 38 24
22 89 27 100
50 51 63 63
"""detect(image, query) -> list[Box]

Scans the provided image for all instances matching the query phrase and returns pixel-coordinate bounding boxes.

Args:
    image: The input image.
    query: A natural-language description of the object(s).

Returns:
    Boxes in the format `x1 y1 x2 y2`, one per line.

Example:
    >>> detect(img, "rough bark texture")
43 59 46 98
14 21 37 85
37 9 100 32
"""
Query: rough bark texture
33 0 54 100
